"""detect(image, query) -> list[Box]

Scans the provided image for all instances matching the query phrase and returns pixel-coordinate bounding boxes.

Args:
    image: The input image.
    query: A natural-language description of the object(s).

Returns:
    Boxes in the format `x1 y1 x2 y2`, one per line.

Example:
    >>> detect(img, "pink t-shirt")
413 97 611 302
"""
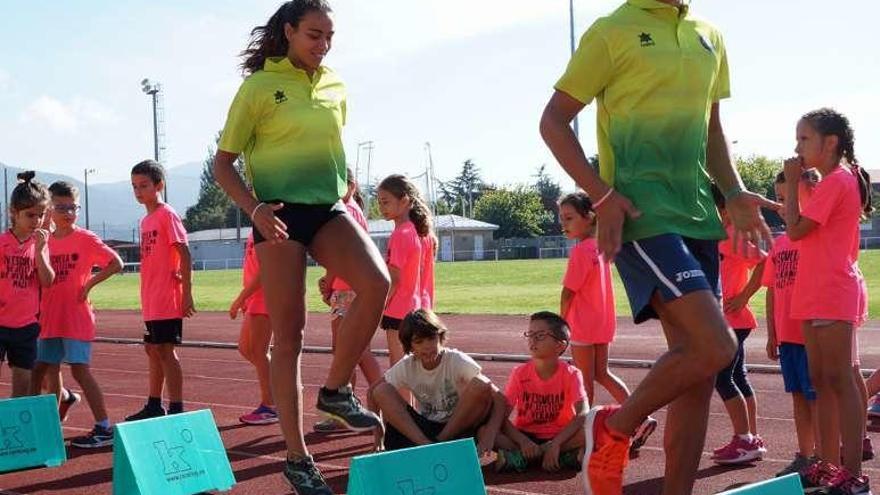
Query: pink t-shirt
242 234 267 315
760 234 803 345
139 204 188 321
504 360 586 440
384 221 422 319
0 231 41 328
40 228 117 340
719 225 765 329
562 238 615 344
420 235 436 310
791 167 862 321
332 199 369 292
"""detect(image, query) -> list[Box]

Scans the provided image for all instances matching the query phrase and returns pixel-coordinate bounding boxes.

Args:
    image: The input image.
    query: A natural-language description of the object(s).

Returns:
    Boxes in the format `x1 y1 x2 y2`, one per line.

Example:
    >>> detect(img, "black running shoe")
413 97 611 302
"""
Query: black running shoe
70 425 114 448
316 385 380 432
124 404 166 422
284 455 333 495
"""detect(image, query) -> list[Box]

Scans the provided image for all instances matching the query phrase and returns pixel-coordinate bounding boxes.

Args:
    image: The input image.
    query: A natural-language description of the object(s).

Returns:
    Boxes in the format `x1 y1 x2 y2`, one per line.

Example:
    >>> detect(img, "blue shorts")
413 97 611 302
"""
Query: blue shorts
36 338 92 365
615 234 721 324
779 343 816 401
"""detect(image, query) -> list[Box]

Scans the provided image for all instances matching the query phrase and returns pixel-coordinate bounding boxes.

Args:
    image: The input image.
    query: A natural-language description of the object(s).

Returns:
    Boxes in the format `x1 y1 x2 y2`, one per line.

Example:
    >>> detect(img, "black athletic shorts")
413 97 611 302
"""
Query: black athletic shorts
144 319 183 345
252 201 346 246
384 405 483 451
380 316 403 331
0 323 40 369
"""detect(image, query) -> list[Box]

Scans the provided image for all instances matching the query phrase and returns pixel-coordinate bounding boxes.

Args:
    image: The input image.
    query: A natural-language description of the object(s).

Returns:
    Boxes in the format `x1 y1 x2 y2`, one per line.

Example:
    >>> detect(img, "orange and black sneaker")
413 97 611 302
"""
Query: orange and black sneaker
583 405 631 495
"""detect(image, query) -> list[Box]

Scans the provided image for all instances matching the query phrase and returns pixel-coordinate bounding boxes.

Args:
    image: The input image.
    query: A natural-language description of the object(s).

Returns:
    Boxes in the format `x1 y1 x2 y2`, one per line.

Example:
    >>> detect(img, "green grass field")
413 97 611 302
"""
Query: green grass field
90 250 880 317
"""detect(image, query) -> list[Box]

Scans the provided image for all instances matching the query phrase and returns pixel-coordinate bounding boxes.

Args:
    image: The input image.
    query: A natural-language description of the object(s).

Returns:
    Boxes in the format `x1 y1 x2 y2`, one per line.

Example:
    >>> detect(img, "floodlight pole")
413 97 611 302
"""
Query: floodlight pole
141 79 166 202
84 168 95 230
569 0 580 140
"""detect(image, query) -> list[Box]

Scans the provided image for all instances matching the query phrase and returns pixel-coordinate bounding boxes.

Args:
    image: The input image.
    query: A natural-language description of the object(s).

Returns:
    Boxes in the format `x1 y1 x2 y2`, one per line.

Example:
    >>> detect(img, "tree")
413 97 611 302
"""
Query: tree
446 159 486 217
533 164 562 235
735 154 783 227
737 155 781 199
474 187 549 239
184 133 249 232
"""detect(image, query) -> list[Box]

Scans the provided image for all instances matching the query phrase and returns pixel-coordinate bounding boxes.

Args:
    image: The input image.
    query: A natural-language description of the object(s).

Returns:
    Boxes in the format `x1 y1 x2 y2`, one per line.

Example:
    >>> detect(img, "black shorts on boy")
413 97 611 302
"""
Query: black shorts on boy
0 323 40 369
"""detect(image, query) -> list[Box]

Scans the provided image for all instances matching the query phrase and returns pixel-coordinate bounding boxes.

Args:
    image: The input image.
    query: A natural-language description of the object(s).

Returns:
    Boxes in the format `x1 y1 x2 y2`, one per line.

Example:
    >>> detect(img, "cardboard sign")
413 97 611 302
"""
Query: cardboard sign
113 409 235 495
717 474 804 495
348 438 485 495
0 394 65 473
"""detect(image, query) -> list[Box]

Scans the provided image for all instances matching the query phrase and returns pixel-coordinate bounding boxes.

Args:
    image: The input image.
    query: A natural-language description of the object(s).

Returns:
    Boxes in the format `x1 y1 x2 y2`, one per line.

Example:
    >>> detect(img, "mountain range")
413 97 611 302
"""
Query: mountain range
0 161 203 241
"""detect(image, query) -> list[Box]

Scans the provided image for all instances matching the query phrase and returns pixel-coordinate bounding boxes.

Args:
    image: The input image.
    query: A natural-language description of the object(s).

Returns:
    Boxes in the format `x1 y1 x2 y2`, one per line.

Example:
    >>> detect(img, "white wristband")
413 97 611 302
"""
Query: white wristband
250 202 267 220
592 188 614 209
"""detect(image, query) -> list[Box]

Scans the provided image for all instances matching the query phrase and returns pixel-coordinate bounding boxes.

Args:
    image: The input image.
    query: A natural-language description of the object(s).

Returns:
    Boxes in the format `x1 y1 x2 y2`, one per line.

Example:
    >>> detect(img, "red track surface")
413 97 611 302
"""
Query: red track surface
1 311 878 494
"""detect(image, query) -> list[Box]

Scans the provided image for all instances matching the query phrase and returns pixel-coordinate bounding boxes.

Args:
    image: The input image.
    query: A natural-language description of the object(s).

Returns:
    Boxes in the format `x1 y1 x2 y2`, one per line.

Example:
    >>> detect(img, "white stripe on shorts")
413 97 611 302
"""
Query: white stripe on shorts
632 240 683 298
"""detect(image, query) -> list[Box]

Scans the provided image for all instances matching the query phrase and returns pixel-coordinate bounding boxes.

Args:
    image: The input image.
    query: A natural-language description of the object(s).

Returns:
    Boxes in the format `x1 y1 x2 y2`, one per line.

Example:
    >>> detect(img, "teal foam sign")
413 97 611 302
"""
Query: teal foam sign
718 474 803 494
0 394 65 473
113 409 235 495
348 438 486 495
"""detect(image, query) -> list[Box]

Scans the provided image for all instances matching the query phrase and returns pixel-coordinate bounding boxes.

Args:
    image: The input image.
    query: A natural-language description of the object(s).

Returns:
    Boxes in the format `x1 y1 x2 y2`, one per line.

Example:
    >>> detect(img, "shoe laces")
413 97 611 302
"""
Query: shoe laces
829 468 866 490
591 439 629 477
291 458 327 485
805 461 841 485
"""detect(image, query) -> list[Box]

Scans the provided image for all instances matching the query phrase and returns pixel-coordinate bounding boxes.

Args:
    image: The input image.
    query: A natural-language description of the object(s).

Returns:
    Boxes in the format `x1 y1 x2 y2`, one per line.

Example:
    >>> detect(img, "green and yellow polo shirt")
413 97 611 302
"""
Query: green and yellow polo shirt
556 0 729 242
219 57 347 205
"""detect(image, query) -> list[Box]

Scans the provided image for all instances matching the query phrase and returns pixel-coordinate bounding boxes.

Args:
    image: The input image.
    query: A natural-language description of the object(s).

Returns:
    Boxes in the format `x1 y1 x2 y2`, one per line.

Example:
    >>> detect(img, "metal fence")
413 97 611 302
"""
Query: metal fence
118 237 880 273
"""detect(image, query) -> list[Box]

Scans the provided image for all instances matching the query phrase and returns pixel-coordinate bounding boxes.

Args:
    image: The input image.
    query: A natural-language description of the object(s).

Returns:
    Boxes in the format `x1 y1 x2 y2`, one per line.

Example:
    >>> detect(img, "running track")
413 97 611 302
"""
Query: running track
0 311 877 494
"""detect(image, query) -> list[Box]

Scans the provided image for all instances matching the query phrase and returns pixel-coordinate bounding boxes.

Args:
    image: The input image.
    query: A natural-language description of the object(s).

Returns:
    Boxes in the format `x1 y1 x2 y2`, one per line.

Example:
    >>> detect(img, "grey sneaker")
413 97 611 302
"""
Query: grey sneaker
70 425 114 448
776 453 813 478
284 455 332 495
313 418 346 432
316 385 380 432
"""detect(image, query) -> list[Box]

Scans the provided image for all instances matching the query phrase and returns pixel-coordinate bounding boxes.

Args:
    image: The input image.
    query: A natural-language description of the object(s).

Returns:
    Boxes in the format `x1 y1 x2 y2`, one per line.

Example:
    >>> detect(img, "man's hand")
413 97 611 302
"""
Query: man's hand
726 191 780 256
595 190 641 261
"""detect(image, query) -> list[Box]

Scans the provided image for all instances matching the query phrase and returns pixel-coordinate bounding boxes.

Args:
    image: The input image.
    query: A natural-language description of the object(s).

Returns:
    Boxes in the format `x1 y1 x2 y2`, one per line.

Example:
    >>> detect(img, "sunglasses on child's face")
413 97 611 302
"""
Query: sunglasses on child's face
53 205 81 214
522 331 555 342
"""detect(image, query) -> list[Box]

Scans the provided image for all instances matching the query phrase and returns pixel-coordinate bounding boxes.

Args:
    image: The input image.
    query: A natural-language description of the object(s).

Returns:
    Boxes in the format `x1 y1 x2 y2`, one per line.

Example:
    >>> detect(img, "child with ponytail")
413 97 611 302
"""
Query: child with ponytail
784 108 873 494
376 174 434 367
0 172 54 397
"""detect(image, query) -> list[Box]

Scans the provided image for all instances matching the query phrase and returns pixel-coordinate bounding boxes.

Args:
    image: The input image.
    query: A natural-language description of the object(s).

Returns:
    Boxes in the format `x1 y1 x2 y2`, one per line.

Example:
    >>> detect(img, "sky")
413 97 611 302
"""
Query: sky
1 0 878 195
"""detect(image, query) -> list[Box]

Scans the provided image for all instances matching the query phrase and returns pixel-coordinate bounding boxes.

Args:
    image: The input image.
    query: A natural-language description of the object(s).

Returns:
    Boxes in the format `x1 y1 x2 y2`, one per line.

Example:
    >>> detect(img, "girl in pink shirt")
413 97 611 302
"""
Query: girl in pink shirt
30 181 122 448
229 232 276 426
377 174 433 367
558 192 656 455
558 193 626 401
783 108 873 491
710 185 768 465
0 171 53 397
315 169 383 437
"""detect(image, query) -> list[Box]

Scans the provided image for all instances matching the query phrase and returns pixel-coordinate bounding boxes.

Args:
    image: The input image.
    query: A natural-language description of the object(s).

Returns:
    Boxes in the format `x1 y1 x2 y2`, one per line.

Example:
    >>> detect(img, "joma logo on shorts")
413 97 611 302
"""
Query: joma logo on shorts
675 270 705 283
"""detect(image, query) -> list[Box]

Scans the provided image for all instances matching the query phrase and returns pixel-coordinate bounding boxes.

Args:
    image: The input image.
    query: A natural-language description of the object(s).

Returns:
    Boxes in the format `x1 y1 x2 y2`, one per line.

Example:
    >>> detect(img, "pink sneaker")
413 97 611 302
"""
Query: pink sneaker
239 404 279 425
825 466 872 495
755 434 768 454
801 459 842 493
711 435 763 465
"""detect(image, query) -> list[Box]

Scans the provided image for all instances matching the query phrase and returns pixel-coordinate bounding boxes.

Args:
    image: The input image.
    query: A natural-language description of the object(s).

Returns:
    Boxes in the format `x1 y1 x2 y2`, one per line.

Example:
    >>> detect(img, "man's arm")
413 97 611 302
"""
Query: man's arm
540 91 640 260
706 103 779 253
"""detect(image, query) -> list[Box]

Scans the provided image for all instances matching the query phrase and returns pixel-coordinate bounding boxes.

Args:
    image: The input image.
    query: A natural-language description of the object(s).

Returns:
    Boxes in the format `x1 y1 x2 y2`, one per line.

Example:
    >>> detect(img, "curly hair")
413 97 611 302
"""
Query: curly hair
801 108 873 216
240 0 333 75
10 171 50 212
378 174 434 237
